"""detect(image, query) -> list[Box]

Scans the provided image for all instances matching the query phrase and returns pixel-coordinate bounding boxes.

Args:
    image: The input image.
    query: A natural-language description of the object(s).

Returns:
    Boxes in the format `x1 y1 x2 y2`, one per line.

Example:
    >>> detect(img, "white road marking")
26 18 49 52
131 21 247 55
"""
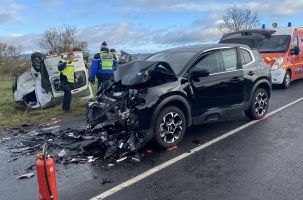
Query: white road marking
90 97 303 200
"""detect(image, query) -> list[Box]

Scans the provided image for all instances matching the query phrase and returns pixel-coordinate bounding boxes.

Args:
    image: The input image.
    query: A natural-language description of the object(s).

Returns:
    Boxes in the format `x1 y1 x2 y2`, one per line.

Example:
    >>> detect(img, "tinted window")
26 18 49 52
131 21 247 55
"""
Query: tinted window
258 35 291 53
146 51 196 75
240 49 253 65
194 51 223 74
221 49 237 71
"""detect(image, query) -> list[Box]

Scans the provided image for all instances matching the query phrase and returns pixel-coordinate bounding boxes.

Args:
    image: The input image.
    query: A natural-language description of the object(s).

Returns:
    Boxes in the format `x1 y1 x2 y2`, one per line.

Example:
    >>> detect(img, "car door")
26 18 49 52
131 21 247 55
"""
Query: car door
290 35 303 79
190 48 244 117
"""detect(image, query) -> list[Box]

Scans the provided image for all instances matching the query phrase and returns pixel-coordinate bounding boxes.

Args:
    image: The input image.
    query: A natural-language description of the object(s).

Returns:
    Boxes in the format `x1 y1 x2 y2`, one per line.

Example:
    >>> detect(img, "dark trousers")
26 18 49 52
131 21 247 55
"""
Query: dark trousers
62 83 73 111
96 74 113 96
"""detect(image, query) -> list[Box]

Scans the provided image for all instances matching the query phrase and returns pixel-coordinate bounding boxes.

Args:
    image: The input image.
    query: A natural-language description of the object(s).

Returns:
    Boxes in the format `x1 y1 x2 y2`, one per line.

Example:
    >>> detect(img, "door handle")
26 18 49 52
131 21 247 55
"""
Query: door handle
248 71 255 76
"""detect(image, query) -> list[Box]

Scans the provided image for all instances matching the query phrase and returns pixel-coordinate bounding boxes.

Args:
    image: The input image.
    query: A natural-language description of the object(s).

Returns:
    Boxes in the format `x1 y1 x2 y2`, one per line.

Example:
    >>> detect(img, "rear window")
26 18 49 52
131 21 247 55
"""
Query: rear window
258 35 291 53
240 49 253 65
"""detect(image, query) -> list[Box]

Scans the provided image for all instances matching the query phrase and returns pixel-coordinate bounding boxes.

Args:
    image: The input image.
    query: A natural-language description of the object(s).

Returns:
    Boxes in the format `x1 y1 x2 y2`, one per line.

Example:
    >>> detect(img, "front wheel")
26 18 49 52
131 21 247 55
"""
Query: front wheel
153 106 186 148
282 71 291 89
245 88 269 120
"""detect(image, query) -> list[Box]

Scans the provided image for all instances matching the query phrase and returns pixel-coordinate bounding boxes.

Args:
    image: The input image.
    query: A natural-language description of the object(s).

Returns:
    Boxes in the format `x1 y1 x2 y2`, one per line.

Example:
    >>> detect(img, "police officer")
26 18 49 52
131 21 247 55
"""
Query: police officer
89 41 118 95
58 52 75 112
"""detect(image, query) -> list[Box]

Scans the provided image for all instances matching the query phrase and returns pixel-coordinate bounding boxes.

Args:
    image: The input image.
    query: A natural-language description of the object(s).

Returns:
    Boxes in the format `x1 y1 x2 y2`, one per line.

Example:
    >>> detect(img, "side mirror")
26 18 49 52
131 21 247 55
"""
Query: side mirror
190 68 210 78
291 46 300 55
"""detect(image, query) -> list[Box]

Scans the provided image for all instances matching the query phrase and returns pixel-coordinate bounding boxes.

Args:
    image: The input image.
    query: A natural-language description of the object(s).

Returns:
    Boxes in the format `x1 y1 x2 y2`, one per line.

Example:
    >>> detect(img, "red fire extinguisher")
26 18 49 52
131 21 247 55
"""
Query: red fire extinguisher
36 143 59 200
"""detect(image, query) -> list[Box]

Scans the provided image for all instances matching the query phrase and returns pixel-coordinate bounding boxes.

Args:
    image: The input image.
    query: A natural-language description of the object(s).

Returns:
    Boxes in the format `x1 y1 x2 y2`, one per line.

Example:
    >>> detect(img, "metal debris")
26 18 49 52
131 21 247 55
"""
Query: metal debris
17 172 35 179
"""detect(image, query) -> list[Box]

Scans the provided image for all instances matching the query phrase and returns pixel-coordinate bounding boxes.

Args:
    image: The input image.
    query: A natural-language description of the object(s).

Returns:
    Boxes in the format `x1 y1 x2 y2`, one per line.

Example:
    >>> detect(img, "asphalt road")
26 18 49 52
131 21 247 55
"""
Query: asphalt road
1 79 303 200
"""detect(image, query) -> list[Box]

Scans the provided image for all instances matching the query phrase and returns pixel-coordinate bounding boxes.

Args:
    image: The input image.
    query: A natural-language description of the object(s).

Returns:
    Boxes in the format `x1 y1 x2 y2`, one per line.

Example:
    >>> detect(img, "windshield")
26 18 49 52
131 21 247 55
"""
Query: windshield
258 35 291 53
146 51 197 75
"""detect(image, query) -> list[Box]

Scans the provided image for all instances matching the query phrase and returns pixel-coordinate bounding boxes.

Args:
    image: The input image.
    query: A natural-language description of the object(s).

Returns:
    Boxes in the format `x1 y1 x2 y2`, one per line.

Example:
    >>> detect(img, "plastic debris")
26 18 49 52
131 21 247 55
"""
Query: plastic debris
131 154 141 162
87 156 98 163
66 132 80 139
107 163 115 168
167 145 178 151
41 125 61 132
70 158 87 164
17 172 35 179
58 150 66 158
115 156 127 163
101 178 113 185
80 135 95 140
28 130 41 136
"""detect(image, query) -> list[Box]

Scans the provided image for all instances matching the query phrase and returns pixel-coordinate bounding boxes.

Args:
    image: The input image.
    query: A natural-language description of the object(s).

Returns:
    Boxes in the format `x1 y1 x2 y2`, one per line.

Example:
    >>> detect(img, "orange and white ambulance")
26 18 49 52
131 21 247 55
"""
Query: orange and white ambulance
220 26 303 88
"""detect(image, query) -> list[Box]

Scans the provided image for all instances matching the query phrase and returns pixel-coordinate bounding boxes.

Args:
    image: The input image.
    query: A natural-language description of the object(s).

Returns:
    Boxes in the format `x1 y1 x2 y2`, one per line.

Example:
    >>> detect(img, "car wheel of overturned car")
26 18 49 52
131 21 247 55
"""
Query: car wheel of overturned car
31 52 44 72
153 106 186 148
245 88 269 120
282 71 291 89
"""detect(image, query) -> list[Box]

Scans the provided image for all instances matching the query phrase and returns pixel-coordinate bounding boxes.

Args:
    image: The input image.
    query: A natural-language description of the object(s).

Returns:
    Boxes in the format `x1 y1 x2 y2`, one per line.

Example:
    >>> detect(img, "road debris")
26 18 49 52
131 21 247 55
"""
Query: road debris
87 156 98 163
167 145 178 151
17 172 35 179
101 178 114 185
58 150 66 158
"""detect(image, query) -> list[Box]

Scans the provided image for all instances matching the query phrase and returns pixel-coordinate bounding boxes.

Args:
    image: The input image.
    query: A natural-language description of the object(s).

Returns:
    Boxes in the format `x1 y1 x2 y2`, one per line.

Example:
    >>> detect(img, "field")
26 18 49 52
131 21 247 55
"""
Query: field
0 80 97 128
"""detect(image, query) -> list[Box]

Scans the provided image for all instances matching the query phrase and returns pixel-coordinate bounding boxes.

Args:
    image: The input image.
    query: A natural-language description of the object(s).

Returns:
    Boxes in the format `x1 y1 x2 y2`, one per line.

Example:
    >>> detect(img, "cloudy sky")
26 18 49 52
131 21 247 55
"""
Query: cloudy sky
0 0 302 53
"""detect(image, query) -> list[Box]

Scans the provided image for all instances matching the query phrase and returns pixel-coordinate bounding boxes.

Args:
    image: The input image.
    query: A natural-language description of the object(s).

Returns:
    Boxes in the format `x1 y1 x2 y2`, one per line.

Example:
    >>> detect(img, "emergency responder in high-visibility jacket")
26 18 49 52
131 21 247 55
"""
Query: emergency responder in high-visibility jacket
89 41 118 96
58 52 75 112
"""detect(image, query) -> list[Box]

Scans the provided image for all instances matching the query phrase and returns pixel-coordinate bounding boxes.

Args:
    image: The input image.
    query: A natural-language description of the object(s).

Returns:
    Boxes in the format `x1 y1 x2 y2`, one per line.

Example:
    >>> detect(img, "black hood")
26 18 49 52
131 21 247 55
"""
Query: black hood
219 29 276 48
114 60 176 86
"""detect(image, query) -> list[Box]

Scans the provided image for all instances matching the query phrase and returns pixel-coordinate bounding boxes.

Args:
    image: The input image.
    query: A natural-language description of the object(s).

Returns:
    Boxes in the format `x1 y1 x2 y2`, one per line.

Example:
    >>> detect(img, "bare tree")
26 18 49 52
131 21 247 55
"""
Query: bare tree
40 25 87 54
0 42 22 65
219 5 260 33
0 42 23 79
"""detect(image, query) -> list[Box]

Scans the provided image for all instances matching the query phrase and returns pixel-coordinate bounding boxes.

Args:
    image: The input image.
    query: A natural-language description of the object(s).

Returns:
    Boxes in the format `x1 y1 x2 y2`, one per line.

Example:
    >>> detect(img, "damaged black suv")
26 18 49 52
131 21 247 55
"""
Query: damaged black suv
87 44 271 149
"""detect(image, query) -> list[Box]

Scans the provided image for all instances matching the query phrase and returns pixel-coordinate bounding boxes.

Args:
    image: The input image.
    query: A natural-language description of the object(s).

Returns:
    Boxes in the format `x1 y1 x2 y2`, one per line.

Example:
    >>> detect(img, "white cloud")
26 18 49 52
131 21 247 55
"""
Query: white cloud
0 0 25 23
0 33 42 52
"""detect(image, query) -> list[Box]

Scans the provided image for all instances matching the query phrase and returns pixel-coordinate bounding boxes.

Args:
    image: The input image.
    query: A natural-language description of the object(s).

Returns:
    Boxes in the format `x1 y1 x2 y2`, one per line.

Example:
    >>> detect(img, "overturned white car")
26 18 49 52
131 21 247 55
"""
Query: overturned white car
13 51 93 108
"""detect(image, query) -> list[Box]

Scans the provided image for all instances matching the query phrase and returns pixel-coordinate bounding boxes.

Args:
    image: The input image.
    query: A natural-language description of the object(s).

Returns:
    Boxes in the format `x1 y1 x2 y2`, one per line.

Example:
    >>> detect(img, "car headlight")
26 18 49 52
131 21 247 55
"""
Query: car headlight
271 57 284 71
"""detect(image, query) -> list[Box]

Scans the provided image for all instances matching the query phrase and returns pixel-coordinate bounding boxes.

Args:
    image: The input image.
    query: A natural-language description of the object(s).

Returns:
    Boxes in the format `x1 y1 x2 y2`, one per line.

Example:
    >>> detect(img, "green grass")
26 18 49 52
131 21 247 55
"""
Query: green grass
0 80 97 128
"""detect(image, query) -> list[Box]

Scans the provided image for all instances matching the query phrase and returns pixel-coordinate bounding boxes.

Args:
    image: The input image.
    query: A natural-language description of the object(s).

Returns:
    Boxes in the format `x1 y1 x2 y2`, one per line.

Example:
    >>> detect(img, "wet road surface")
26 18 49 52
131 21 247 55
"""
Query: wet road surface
1 79 303 200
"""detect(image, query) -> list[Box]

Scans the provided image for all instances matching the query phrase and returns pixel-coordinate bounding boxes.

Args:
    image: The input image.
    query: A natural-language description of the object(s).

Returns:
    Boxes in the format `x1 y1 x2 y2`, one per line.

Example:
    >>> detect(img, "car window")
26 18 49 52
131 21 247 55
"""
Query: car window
146 51 196 75
194 51 223 74
291 36 298 49
221 49 237 71
258 35 291 53
300 37 303 49
240 49 253 65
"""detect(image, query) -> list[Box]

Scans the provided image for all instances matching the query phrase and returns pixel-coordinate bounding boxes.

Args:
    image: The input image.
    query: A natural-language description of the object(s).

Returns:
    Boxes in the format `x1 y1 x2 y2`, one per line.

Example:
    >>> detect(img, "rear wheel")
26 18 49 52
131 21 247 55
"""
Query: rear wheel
153 106 186 148
245 88 269 120
282 71 291 89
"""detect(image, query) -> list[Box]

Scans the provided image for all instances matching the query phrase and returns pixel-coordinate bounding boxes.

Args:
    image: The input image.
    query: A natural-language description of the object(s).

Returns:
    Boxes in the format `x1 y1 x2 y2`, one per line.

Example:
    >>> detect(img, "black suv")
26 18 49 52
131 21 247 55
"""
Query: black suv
87 43 271 149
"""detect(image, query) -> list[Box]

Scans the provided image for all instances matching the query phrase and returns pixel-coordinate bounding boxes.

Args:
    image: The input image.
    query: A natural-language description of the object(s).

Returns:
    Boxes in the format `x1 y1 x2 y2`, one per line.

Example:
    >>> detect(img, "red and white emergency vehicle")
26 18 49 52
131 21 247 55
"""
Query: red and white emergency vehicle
220 25 303 88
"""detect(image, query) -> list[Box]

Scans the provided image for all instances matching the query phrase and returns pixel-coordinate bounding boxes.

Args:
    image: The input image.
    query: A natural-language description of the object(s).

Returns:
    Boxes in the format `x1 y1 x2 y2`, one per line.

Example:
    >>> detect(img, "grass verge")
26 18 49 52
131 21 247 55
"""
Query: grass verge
0 80 97 128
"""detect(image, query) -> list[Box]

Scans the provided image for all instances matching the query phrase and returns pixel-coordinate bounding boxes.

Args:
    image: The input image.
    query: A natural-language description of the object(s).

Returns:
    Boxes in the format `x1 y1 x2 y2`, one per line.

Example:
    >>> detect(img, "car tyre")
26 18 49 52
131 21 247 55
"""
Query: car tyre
153 106 186 148
245 88 269 120
282 71 291 89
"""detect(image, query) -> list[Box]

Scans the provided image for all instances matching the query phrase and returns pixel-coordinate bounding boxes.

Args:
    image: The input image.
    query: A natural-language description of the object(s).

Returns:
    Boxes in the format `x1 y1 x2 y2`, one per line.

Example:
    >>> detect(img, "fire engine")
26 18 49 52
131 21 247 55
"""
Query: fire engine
220 23 303 88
